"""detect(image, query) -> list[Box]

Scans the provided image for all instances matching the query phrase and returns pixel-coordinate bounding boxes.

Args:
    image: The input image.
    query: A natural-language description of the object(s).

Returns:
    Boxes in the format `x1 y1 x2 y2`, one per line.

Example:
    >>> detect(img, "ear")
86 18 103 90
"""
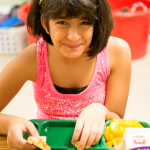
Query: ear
41 16 50 34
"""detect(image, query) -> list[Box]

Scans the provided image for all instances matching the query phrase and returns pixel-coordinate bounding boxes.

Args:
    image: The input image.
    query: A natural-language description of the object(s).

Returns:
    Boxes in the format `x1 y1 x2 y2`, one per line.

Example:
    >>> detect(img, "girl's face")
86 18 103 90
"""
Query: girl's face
48 15 94 59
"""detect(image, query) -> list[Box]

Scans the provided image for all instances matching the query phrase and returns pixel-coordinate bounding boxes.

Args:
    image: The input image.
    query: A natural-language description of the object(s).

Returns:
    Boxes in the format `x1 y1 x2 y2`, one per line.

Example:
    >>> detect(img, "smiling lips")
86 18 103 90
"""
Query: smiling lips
65 44 81 49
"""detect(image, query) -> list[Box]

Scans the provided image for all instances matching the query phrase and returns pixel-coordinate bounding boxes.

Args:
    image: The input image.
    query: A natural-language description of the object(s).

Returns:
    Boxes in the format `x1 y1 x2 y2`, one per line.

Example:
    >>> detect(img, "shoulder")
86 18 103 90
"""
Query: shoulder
19 42 37 60
14 43 37 82
107 36 131 71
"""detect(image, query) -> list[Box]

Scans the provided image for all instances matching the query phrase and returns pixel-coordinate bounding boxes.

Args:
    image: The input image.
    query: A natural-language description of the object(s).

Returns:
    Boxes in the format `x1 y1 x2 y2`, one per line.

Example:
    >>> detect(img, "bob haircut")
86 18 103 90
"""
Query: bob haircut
27 0 114 58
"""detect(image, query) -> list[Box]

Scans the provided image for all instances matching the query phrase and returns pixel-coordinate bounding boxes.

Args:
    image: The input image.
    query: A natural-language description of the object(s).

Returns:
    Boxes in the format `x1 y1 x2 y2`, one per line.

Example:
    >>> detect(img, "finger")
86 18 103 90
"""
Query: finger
13 125 36 149
22 125 39 149
7 131 19 149
22 141 37 149
26 122 41 139
93 123 105 145
85 122 99 149
7 142 16 150
7 135 14 148
71 119 84 145
78 122 92 150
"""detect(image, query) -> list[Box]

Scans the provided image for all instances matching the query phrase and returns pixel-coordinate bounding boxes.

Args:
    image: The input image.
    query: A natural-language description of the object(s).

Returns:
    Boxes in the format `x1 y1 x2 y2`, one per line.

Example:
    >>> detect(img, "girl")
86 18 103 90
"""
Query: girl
0 0 131 150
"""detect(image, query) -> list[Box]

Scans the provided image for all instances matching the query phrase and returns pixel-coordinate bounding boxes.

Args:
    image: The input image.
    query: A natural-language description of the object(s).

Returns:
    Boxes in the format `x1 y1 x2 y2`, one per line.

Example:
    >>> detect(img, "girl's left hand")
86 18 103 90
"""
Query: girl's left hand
71 103 108 150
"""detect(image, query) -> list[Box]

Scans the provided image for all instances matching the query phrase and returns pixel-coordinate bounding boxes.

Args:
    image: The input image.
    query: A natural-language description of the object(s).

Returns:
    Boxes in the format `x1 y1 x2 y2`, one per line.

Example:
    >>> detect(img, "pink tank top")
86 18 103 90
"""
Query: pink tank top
33 38 110 120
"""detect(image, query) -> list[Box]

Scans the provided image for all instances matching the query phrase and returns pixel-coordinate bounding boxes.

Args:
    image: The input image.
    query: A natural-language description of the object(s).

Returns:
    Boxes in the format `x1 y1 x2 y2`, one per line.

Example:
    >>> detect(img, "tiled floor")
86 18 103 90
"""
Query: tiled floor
0 41 150 124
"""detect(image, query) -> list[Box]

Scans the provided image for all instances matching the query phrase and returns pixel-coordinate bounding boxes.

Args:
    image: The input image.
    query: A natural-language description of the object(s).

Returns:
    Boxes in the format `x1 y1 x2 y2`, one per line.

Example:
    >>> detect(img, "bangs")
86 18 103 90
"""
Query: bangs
42 0 98 24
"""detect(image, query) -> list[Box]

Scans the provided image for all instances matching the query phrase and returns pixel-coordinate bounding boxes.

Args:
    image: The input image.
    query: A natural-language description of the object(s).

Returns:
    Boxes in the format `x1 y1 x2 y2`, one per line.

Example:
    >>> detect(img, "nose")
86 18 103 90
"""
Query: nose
67 26 81 43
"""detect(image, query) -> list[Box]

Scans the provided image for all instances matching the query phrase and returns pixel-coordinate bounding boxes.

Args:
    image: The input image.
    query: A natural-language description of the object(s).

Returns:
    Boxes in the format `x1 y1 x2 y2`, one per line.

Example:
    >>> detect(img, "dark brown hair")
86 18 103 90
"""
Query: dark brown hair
27 0 114 58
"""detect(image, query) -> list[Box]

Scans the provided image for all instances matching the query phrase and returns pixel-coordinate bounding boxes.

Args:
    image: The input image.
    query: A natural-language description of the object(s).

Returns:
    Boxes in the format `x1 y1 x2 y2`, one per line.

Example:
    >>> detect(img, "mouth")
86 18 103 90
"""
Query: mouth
65 44 81 49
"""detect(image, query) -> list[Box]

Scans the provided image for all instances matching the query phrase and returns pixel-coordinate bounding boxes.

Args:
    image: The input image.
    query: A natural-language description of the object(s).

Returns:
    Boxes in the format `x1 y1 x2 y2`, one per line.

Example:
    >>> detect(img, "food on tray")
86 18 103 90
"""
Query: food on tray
27 136 51 150
104 119 143 147
74 141 80 148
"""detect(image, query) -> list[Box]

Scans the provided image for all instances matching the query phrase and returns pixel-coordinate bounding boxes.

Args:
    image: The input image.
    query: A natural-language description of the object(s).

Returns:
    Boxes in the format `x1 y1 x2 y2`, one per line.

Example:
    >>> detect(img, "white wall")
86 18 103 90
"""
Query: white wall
0 0 31 6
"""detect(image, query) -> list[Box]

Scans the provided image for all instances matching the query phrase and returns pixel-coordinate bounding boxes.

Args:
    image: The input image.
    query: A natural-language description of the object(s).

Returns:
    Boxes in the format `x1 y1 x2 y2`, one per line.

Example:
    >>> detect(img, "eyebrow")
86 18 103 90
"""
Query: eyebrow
80 16 89 20
54 16 89 20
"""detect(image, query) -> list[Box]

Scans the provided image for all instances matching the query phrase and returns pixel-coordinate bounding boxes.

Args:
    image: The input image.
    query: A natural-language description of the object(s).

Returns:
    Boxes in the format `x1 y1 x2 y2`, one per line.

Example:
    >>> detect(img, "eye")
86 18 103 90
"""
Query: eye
80 21 90 25
57 21 67 25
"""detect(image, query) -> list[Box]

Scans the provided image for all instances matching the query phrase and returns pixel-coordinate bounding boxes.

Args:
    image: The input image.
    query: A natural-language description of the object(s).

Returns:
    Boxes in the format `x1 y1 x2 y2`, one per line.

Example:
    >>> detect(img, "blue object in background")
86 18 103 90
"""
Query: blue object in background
0 15 23 28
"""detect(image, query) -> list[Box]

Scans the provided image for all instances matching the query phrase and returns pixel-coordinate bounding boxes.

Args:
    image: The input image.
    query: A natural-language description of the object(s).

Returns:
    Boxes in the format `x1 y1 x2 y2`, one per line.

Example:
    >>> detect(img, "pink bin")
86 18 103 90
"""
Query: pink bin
109 0 150 60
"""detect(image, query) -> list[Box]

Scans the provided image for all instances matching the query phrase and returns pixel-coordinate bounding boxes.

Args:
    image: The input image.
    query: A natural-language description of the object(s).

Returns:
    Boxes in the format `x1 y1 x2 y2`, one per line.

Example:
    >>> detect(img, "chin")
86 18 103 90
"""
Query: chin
61 50 84 59
65 51 85 58
65 54 82 59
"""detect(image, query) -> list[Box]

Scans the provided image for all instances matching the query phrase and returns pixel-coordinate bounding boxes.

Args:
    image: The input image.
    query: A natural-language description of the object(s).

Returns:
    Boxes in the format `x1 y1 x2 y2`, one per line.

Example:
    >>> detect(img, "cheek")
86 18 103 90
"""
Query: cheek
89 27 94 39
85 27 94 43
83 29 94 49
50 28 66 44
50 30 62 46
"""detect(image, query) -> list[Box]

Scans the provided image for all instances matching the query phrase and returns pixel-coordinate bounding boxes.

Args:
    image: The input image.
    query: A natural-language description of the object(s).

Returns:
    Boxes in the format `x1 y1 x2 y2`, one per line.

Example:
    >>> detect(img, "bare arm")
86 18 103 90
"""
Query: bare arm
71 37 131 150
105 36 131 119
0 43 37 134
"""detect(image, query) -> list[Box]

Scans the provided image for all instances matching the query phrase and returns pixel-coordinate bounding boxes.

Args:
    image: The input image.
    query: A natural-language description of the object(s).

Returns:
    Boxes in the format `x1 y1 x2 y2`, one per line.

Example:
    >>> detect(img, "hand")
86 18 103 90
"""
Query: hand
71 103 108 150
7 117 40 150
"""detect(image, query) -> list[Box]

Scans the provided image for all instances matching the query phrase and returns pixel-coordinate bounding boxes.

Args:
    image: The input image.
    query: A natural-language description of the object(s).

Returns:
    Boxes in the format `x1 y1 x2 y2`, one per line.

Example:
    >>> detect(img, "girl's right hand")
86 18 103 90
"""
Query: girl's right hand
7 117 40 150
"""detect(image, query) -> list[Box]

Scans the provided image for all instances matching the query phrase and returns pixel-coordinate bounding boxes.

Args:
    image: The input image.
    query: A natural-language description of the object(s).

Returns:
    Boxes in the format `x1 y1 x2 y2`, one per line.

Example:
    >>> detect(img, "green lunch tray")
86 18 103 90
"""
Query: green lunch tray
23 119 150 150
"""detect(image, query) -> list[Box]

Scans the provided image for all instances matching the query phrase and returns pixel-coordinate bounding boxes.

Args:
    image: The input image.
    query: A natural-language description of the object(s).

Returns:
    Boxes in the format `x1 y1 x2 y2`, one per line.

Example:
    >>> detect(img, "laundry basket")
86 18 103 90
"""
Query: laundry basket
109 0 150 60
0 25 28 54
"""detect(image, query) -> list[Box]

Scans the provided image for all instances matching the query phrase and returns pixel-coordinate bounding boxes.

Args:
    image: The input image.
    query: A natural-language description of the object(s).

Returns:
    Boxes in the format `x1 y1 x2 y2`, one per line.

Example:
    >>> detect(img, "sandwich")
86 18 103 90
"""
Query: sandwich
27 136 51 150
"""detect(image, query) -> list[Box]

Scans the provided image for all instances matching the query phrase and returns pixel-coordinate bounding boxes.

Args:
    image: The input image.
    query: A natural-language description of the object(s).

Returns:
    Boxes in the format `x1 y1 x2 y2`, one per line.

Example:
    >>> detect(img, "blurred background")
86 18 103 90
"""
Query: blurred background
0 0 150 124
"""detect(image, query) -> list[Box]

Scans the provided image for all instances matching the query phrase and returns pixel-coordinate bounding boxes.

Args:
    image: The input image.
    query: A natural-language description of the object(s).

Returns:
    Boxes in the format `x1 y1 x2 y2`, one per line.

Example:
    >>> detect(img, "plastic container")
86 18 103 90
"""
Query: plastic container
23 119 150 150
18 2 37 45
0 26 28 54
109 0 150 60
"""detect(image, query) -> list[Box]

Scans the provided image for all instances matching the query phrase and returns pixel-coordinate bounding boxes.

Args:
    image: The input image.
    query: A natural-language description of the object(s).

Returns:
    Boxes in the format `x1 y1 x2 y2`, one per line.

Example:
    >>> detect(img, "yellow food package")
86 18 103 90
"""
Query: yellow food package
104 119 143 147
